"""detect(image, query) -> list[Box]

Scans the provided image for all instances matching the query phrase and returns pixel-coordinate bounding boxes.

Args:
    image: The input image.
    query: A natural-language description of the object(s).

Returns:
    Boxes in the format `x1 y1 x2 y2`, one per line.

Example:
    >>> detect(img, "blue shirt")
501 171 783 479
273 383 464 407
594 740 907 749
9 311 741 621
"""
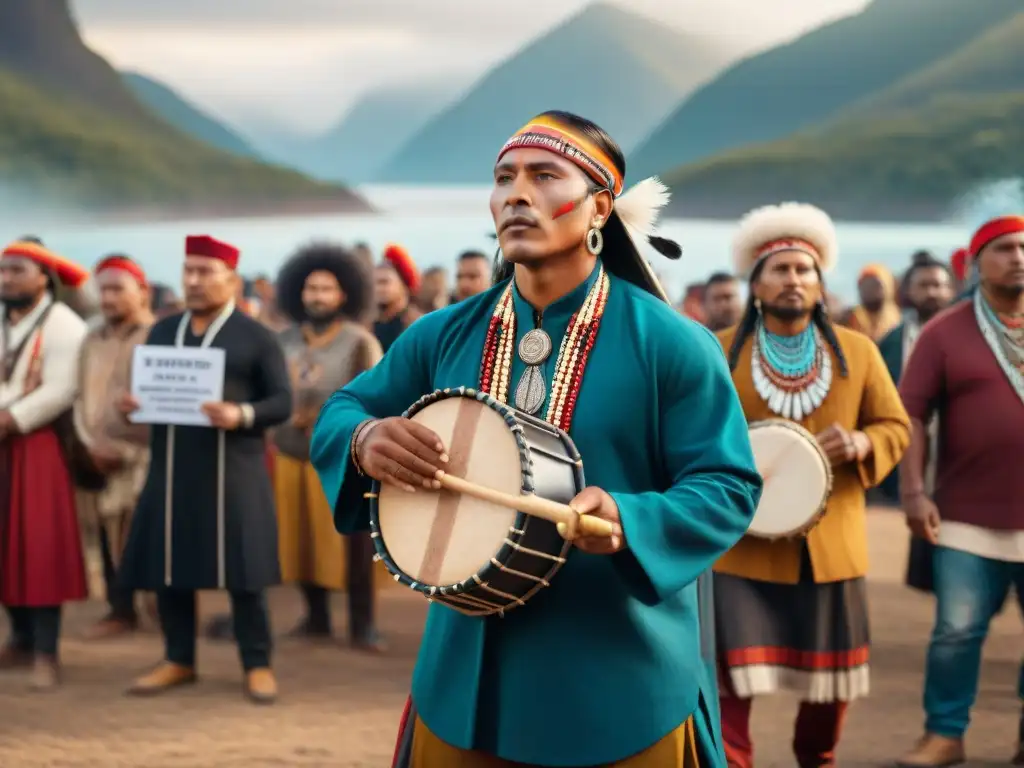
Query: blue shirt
312 264 761 766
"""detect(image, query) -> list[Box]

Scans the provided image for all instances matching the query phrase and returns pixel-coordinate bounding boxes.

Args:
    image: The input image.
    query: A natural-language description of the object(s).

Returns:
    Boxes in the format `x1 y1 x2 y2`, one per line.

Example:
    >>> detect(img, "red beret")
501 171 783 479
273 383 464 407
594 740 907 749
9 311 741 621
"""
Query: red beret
970 216 1024 257
2 240 89 288
186 235 240 270
949 248 970 282
383 243 420 294
95 255 147 285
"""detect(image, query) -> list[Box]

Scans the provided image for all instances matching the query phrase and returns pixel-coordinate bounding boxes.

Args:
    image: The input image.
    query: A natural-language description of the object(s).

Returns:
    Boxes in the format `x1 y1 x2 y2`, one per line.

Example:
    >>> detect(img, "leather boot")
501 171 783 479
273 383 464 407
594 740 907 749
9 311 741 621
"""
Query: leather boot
126 662 196 696
895 734 965 767
244 667 277 705
30 655 60 691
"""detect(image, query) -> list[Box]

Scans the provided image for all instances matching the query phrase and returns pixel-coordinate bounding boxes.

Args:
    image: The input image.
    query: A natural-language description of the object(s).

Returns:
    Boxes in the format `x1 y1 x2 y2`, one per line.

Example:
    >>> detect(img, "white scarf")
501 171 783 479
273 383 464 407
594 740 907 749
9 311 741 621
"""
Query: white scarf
162 301 235 588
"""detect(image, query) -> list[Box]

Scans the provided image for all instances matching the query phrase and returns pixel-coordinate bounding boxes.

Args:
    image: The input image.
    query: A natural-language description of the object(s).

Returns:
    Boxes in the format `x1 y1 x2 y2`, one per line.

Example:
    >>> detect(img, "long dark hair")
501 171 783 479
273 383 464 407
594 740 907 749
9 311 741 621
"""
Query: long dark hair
727 259 849 378
492 110 679 293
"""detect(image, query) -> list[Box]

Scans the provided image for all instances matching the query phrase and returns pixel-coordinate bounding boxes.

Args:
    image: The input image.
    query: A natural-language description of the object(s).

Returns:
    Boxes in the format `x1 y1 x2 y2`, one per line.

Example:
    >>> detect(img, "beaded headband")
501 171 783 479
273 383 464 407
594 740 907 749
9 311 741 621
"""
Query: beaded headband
497 115 624 197
754 238 821 268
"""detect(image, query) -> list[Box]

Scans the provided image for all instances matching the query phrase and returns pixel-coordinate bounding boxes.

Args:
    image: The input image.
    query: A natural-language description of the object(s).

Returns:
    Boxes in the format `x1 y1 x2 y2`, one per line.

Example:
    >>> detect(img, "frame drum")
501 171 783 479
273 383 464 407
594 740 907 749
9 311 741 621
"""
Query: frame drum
746 419 833 539
369 387 584 616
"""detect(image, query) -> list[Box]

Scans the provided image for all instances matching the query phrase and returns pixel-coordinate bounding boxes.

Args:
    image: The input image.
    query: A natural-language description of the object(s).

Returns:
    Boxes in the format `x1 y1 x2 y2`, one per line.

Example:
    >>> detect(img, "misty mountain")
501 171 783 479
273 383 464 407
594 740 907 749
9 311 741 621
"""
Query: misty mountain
659 10 1024 221
0 0 367 214
373 3 739 185
122 71 260 158
271 81 465 185
628 0 1022 179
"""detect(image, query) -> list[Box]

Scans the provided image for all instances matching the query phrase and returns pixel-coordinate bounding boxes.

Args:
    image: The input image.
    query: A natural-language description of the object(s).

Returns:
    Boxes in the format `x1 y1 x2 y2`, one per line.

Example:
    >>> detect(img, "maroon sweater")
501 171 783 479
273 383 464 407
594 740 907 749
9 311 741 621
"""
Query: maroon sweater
899 300 1024 530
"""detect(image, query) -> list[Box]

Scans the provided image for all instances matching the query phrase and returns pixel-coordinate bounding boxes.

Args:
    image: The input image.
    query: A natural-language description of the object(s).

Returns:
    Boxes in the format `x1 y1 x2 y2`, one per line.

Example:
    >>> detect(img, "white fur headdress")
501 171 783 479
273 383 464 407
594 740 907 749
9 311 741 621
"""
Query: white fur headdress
731 202 838 278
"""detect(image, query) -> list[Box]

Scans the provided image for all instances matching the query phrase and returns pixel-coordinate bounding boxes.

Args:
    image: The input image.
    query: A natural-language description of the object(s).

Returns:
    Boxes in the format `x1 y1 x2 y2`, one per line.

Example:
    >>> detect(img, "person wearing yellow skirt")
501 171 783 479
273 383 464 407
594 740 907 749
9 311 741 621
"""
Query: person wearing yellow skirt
272 242 385 649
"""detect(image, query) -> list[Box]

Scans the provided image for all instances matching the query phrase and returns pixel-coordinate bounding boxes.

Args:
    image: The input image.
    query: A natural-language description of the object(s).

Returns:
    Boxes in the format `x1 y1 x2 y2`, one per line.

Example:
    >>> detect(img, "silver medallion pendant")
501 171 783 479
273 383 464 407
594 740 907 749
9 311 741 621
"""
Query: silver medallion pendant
518 328 553 365
514 328 553 414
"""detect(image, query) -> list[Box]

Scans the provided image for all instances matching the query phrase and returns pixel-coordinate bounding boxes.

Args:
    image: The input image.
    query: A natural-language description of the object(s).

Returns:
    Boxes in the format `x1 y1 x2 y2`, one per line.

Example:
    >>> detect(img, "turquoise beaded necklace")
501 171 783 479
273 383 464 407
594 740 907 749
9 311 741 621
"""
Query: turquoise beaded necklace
751 319 832 420
756 322 816 376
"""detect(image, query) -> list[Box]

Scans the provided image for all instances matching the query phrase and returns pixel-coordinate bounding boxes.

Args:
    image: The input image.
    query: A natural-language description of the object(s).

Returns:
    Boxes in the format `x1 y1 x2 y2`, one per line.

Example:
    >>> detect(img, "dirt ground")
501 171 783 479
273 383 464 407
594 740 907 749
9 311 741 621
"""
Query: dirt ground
1 509 1021 767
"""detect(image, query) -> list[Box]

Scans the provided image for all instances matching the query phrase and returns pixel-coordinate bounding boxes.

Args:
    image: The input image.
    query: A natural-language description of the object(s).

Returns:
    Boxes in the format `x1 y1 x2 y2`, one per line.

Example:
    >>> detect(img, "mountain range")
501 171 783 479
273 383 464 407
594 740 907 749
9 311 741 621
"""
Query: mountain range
8 0 1023 221
658 2 1024 219
261 80 466 185
627 0 1022 181
0 0 367 218
372 3 739 185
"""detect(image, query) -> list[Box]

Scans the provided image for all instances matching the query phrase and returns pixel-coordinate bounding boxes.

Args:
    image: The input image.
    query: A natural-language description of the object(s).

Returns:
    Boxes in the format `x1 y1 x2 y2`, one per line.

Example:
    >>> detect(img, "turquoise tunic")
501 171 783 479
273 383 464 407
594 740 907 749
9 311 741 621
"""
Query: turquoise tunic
312 264 761 767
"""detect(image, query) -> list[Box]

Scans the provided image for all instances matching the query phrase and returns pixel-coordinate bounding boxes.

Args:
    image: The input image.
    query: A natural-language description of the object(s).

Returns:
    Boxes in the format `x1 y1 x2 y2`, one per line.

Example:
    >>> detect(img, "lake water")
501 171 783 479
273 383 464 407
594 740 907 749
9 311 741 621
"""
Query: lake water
4 186 974 301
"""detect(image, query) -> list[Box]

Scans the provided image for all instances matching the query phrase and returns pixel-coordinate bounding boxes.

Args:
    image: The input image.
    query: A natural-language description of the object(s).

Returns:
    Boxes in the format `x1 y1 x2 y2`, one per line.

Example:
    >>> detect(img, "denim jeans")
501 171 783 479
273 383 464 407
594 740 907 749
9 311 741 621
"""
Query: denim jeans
924 545 1024 738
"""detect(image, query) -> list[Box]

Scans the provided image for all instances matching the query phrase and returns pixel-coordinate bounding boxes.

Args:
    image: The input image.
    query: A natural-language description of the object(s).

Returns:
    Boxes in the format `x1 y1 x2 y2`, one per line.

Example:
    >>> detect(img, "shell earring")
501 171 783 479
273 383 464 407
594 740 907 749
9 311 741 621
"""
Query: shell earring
754 297 762 314
586 226 604 256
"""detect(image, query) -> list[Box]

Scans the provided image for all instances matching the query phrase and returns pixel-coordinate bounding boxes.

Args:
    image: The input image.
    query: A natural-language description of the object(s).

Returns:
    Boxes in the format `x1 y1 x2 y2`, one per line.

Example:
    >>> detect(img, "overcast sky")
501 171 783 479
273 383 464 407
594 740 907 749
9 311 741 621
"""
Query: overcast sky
74 0 869 136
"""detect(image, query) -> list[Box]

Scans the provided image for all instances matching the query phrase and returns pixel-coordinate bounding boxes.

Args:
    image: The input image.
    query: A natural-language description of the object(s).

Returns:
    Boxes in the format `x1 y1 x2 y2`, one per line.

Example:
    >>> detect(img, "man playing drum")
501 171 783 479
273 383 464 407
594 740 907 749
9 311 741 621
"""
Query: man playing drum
312 110 763 767
715 203 911 768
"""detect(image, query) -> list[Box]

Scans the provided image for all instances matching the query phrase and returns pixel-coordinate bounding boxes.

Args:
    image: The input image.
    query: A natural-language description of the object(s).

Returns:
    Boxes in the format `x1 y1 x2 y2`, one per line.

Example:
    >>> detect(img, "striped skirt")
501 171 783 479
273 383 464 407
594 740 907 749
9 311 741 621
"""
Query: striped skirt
714 550 870 703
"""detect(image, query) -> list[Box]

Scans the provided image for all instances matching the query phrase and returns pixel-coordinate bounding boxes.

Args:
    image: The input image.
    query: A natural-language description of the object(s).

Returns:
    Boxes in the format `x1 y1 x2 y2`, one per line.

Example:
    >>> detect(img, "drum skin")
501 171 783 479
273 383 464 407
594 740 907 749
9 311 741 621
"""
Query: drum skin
370 387 584 616
746 419 832 539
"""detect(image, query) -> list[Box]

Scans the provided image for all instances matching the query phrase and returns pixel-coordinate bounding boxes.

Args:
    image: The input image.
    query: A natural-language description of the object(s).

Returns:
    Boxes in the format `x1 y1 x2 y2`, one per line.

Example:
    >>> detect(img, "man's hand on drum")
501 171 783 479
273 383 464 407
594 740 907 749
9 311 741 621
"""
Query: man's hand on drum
815 423 871 466
356 417 448 492
560 487 625 555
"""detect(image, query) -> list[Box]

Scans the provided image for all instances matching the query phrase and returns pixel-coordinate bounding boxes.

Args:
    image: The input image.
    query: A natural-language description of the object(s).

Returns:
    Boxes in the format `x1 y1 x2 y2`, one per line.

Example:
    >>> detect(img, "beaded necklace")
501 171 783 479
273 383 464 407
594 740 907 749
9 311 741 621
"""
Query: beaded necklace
975 290 1024 404
479 266 610 432
751 320 832 421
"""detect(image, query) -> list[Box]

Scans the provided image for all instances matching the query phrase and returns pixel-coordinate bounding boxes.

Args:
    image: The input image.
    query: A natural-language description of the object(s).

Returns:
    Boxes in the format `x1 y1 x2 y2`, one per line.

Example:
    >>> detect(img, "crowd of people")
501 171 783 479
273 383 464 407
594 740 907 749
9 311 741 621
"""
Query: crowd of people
0 105 1021 768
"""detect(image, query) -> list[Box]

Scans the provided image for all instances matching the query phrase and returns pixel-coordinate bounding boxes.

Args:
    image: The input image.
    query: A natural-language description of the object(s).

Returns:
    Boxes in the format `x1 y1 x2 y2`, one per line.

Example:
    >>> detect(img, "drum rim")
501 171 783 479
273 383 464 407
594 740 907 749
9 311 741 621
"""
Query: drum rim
746 417 834 540
369 386 580 611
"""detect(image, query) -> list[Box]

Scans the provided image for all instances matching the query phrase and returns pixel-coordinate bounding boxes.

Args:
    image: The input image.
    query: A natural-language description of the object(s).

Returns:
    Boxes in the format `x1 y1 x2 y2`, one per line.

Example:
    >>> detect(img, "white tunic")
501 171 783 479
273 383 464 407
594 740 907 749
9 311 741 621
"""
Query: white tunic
0 296 87 432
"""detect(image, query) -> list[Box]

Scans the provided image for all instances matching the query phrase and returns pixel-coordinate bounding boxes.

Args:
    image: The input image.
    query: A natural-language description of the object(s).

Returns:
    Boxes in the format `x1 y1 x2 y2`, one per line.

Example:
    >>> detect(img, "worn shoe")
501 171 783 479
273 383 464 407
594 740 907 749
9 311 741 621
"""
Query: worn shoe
244 667 277 704
0 643 33 671
126 662 197 696
83 615 137 641
895 734 965 767
30 656 60 691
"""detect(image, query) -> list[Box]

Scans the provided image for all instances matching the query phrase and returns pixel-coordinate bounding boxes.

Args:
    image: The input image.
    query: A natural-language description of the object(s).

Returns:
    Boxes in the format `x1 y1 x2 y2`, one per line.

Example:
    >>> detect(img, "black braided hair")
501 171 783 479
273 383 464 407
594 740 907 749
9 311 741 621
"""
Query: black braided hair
726 259 849 378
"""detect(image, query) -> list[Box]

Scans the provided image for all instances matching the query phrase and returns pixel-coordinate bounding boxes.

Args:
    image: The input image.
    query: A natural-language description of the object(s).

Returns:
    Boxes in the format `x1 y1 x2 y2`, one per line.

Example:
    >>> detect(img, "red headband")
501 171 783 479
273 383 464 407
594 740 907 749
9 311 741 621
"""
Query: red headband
755 238 820 265
970 216 1024 257
95 255 147 286
2 240 89 288
383 243 421 294
186 235 240 270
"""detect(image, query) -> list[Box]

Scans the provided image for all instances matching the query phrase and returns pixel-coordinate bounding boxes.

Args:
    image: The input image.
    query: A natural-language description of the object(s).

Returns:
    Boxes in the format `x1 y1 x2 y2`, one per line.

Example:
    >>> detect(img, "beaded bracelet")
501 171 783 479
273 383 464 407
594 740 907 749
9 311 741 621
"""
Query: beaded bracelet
350 418 380 476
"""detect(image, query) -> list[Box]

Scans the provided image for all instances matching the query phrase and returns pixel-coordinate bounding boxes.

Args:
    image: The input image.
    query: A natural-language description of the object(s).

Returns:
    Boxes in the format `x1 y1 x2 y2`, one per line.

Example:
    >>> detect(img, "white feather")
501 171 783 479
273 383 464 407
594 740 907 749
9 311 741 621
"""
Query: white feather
614 177 670 238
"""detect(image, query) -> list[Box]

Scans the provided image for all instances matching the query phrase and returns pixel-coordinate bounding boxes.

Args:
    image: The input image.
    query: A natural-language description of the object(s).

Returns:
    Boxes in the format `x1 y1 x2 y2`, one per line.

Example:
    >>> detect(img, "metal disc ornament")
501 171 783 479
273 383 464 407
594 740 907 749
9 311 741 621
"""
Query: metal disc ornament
518 329 553 365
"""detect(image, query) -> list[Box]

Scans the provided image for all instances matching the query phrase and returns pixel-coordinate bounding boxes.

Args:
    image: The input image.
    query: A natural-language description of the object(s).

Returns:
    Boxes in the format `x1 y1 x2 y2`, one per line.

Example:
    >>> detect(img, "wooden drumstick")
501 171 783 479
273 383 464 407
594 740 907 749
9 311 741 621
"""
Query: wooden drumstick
435 471 616 538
